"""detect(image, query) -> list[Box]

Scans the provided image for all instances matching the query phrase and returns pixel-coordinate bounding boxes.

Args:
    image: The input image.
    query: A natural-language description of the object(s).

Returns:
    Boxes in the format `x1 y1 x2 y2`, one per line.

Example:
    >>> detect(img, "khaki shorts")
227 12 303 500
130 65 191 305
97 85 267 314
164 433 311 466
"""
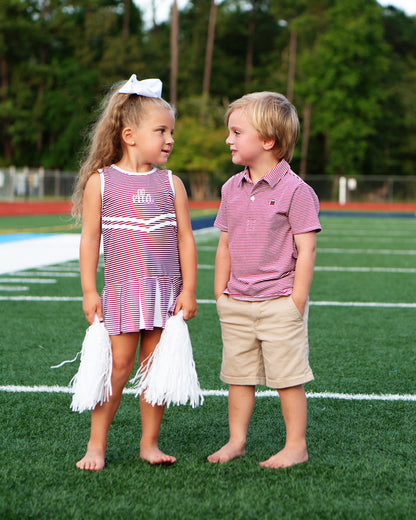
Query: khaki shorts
216 294 314 389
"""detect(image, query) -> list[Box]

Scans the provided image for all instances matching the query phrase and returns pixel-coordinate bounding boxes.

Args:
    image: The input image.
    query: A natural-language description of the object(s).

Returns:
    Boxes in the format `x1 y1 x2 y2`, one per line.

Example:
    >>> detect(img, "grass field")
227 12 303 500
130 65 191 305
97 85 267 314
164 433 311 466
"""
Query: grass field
1 212 416 519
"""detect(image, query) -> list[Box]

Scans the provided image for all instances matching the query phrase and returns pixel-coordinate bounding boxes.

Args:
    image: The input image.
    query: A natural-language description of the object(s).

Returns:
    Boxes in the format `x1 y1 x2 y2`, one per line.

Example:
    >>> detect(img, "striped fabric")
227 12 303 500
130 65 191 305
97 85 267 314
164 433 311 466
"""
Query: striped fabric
100 165 182 335
215 160 321 301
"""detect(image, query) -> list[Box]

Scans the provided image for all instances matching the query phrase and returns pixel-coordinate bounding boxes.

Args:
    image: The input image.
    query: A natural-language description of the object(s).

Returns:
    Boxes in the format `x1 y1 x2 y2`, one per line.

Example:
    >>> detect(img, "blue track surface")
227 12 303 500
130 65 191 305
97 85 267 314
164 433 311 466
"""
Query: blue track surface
0 233 54 244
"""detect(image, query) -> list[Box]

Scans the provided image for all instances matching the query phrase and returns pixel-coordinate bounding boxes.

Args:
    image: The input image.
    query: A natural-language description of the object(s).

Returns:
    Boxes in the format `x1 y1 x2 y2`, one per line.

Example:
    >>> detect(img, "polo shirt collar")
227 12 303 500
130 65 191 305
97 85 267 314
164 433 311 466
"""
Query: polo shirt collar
238 160 289 188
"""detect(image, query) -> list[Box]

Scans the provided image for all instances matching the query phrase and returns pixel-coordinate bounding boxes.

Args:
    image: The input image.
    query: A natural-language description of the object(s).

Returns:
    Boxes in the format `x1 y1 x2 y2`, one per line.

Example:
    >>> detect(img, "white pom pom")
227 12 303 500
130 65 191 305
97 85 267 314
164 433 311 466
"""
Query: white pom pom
130 311 203 408
69 316 113 413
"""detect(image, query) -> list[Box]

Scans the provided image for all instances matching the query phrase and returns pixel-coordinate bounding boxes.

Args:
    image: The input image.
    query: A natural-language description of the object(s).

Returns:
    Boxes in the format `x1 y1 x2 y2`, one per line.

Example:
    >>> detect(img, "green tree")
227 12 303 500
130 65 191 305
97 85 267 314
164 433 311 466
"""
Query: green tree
365 5 416 175
300 0 390 176
167 96 231 199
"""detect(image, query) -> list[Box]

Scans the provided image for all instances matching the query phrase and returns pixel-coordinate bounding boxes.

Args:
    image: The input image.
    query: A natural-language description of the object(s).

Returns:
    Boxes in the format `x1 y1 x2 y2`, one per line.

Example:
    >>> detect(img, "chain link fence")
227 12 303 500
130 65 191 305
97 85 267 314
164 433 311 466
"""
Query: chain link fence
0 167 416 203
305 175 416 204
0 167 77 200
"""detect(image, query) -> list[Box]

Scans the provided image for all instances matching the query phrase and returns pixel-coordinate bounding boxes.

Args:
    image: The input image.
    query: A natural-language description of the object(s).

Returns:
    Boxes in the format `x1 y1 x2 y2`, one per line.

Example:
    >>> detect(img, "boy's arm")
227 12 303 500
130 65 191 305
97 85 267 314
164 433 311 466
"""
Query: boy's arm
80 173 102 324
292 231 317 315
173 175 198 320
214 231 231 300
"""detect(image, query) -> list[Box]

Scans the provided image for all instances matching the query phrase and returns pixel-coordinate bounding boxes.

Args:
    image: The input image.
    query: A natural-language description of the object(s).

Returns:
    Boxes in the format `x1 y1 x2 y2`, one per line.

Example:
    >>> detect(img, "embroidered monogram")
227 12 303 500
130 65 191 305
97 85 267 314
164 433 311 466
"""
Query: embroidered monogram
133 188 153 203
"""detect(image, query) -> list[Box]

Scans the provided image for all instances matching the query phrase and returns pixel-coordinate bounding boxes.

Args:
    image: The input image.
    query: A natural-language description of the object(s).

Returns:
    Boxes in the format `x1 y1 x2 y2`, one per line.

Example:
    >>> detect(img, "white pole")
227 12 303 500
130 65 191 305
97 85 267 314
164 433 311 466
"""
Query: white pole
339 176 347 205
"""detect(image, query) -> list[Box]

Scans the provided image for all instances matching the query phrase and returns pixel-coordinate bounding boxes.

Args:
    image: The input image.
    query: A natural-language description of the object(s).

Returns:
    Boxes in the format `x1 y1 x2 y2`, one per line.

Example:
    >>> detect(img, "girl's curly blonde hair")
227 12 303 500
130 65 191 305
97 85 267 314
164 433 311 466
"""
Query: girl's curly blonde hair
72 81 173 221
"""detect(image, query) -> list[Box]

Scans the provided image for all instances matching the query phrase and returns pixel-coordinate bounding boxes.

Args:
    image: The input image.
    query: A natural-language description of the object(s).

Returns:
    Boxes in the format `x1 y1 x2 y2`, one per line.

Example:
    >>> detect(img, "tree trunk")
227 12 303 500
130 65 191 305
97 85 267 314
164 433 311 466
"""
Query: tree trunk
299 103 311 178
0 55 11 160
150 0 156 29
123 0 130 38
190 172 209 201
170 0 178 106
202 0 217 98
245 2 255 87
287 31 297 102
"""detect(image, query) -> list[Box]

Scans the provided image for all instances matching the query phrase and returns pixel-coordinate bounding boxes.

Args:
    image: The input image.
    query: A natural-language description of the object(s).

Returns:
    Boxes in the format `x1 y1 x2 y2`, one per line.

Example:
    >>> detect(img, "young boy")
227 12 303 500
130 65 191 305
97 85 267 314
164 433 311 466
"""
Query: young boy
207 92 321 469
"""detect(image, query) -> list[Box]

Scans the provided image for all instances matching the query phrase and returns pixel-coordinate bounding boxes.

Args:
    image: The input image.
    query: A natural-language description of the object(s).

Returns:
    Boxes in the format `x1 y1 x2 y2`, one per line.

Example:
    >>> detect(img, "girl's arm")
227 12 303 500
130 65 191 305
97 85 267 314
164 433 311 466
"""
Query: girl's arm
173 175 197 320
79 173 102 324
292 231 317 315
214 231 231 300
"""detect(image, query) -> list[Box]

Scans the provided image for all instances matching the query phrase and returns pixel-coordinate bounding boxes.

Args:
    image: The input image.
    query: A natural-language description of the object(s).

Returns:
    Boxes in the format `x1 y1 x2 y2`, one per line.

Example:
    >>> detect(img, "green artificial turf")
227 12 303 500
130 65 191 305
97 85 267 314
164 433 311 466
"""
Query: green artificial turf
1 213 416 519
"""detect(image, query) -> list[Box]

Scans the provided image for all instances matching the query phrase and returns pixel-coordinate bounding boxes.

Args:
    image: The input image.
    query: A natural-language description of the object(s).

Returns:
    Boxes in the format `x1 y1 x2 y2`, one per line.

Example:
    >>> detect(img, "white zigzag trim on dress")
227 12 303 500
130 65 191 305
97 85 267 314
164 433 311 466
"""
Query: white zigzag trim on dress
103 214 176 225
102 213 177 233
102 221 177 233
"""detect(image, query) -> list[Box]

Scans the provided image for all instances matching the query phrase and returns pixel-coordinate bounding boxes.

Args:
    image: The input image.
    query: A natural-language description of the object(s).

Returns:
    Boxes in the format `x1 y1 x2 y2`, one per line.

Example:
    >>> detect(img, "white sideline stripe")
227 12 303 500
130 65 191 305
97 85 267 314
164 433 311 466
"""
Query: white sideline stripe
0 296 415 308
320 230 415 237
198 246 416 255
0 278 57 284
309 301 416 308
319 248 416 255
0 296 83 301
1 385 415 402
196 300 416 308
0 286 29 291
314 266 416 273
198 265 416 274
10 271 78 278
41 266 79 272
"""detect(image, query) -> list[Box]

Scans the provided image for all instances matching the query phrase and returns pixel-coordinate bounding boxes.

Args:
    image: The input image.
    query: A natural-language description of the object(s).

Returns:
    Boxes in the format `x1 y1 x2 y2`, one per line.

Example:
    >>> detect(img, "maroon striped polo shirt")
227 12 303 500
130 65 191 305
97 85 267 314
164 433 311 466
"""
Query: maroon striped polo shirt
214 160 321 301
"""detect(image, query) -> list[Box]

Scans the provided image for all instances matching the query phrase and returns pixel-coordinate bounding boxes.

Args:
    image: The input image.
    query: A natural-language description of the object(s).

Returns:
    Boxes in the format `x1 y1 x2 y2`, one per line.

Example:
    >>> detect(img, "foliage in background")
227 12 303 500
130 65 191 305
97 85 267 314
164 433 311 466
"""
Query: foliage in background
1 0 416 195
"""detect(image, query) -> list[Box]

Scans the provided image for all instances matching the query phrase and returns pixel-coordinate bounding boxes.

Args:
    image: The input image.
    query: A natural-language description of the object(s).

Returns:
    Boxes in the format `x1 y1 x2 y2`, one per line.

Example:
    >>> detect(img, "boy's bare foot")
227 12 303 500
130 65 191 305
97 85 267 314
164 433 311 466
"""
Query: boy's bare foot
140 445 176 465
207 441 246 463
76 446 106 471
259 446 308 469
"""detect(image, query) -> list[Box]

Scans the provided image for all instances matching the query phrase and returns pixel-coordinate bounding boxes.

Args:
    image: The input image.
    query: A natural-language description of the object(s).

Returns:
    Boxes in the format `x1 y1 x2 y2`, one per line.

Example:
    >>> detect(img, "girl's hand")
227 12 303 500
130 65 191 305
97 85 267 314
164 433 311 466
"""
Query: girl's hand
82 291 103 324
174 291 197 321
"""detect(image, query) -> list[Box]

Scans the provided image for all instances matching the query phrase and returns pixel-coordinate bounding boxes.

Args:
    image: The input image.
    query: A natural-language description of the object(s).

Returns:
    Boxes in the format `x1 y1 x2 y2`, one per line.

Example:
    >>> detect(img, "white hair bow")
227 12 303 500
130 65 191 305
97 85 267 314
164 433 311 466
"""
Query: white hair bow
118 74 162 98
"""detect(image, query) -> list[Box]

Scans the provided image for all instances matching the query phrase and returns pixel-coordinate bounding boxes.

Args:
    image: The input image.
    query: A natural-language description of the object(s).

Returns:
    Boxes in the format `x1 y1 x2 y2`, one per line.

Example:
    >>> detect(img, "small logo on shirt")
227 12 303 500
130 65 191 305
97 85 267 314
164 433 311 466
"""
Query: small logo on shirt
269 199 276 206
133 189 153 204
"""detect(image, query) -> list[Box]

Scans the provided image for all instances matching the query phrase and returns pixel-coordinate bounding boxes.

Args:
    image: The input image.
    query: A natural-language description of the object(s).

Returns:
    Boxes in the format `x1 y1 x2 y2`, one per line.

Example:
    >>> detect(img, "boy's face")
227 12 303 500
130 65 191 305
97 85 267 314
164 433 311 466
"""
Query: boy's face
225 108 269 167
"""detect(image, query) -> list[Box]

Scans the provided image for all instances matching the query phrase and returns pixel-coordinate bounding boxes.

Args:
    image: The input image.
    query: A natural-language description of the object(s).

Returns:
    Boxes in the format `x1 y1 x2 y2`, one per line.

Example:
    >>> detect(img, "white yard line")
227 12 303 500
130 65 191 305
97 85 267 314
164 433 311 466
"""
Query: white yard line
0 278 56 283
314 266 416 273
9 271 79 277
1 385 415 402
319 248 416 255
0 295 415 307
195 299 416 308
0 286 29 291
199 265 416 273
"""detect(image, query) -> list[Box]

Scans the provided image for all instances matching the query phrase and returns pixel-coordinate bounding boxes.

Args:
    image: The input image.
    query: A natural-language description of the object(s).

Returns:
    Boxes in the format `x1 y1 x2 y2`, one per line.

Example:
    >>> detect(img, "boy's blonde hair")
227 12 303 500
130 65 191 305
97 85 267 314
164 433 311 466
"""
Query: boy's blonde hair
225 91 299 162
72 81 174 220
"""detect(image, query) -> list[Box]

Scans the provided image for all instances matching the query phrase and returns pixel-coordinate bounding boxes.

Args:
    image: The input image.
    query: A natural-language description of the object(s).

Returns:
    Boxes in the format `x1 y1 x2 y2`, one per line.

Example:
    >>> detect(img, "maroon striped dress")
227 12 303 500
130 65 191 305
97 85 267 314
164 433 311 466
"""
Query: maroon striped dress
100 165 182 335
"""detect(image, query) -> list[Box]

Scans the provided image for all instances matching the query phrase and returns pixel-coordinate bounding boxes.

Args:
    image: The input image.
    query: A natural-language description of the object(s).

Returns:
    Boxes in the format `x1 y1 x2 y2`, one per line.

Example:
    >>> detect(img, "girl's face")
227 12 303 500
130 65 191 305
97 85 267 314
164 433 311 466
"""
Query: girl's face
225 108 266 167
132 106 175 170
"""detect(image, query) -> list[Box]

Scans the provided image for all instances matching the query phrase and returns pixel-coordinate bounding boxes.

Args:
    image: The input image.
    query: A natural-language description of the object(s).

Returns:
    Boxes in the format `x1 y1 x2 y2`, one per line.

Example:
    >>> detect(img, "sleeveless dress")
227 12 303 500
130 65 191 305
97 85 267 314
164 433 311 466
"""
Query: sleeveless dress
100 165 182 335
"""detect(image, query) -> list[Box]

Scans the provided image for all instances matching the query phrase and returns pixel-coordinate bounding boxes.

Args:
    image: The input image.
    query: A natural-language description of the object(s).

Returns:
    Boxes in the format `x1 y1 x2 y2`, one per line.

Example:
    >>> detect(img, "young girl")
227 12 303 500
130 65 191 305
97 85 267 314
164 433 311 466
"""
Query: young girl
72 75 197 471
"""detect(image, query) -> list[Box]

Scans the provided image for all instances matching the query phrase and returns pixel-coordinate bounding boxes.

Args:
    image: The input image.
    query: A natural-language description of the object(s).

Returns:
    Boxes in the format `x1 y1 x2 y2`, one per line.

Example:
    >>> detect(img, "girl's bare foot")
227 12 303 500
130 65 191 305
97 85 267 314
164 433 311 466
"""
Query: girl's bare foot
259 446 308 469
140 445 176 465
76 445 106 471
207 441 246 463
